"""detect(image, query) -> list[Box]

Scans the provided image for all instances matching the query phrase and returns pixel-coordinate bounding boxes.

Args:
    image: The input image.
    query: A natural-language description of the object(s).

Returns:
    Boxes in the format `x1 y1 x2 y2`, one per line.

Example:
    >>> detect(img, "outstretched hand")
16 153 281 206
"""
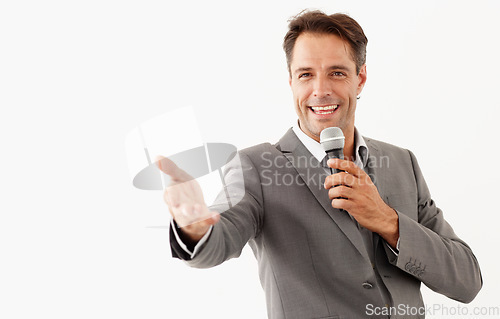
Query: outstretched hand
156 155 220 244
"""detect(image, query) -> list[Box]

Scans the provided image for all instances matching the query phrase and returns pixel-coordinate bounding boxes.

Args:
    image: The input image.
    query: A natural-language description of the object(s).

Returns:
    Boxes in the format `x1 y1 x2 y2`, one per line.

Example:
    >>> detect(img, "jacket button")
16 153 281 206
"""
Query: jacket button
362 282 373 289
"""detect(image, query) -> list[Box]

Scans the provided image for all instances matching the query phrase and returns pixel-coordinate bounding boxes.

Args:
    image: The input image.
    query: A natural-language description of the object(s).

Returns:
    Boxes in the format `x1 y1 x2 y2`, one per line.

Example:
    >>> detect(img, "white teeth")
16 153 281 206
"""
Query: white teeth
311 105 338 112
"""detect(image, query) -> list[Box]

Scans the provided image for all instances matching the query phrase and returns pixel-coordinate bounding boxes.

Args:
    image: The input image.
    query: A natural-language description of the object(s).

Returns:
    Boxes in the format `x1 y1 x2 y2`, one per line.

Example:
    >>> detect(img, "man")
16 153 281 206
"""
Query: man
157 10 482 319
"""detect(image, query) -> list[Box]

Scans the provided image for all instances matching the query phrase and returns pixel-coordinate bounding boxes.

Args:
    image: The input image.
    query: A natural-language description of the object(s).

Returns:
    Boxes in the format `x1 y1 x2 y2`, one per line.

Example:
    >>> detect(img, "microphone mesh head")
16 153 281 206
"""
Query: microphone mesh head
320 127 345 151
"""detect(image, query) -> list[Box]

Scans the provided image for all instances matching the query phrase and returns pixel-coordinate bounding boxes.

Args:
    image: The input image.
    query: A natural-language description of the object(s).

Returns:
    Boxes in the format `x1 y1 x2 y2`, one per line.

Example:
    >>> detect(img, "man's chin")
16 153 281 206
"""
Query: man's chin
300 120 341 140
313 124 337 136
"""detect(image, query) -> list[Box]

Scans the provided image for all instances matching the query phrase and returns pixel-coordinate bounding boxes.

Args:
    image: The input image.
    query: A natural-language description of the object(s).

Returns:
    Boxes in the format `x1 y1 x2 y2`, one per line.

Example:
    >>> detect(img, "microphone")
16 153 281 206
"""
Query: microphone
320 127 345 174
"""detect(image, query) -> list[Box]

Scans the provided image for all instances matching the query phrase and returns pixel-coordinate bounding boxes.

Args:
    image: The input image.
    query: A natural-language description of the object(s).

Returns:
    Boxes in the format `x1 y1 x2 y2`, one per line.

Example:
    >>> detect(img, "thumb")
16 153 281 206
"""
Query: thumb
155 155 167 172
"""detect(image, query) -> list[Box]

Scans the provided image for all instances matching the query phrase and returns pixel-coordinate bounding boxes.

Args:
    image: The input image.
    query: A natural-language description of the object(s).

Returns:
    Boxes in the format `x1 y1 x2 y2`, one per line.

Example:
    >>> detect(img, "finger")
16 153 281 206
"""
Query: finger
327 158 364 177
324 172 356 189
328 185 354 200
331 198 352 211
155 155 194 183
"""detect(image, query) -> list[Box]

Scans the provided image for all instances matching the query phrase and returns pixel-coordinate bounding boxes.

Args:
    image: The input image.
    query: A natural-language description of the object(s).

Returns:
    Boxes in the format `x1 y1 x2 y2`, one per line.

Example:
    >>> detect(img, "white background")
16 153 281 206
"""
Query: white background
1 0 499 318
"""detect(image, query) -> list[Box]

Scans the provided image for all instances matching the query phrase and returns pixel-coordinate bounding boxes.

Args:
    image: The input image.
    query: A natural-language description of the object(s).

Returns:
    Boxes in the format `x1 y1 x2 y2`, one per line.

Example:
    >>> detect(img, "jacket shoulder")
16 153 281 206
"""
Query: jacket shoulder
364 136 412 158
239 142 279 158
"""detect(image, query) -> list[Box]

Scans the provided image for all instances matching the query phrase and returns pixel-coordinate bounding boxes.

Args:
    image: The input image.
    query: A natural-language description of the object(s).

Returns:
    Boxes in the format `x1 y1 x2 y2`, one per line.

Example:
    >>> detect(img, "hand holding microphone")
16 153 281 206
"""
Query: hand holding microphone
320 127 399 246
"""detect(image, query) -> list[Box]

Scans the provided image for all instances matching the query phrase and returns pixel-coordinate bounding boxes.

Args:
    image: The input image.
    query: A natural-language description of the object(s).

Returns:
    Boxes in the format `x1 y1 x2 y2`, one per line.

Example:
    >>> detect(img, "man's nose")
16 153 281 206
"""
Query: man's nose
312 77 332 98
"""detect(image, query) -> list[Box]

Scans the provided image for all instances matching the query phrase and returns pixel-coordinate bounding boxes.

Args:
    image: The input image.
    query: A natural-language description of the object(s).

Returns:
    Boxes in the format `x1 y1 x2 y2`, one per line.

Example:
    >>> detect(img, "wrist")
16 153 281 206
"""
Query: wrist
179 225 210 246
381 207 399 248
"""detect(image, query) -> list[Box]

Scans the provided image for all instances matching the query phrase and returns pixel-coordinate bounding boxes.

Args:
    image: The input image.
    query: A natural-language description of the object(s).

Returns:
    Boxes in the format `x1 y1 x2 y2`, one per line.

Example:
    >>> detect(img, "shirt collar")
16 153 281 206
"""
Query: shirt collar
354 127 369 169
292 121 369 169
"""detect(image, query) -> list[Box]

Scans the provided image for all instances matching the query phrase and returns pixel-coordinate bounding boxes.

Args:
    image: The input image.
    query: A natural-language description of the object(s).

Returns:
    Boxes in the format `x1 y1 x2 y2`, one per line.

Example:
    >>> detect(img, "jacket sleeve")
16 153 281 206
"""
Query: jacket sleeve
389 150 482 303
169 151 264 268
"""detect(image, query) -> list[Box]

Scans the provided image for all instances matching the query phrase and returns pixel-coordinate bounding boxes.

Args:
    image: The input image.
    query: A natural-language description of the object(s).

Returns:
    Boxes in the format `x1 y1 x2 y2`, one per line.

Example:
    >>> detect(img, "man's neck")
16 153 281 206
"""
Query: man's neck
342 127 355 161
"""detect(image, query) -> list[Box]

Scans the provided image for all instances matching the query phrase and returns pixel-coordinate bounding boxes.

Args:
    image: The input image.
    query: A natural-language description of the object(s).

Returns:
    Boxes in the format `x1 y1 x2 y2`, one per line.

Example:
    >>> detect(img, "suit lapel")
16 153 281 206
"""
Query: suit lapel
278 129 370 262
364 138 387 253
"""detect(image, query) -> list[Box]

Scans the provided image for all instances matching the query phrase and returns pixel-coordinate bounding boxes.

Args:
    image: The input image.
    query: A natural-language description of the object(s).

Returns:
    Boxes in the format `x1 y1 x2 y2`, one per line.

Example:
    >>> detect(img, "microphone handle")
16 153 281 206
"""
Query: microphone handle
326 149 349 214
326 148 344 174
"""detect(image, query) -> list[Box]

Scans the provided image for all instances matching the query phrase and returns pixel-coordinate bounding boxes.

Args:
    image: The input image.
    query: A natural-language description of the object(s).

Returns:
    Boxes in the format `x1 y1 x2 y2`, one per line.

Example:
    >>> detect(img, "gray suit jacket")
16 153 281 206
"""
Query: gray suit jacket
170 129 482 319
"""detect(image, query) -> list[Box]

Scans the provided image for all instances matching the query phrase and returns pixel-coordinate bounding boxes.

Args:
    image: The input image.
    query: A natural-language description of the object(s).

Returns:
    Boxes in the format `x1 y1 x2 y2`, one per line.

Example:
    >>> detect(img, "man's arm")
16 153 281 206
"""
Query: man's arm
325 152 482 303
391 150 482 303
165 152 264 268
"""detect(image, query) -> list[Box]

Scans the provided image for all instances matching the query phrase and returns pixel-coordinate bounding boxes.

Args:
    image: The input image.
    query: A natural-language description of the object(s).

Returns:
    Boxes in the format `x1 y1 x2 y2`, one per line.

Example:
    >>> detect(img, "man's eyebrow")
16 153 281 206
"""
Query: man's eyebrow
293 67 313 75
327 65 350 71
293 65 352 75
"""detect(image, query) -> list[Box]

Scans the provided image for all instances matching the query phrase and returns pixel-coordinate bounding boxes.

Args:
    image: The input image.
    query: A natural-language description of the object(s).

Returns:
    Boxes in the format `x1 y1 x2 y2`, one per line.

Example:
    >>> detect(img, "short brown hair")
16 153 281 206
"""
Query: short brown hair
283 10 368 75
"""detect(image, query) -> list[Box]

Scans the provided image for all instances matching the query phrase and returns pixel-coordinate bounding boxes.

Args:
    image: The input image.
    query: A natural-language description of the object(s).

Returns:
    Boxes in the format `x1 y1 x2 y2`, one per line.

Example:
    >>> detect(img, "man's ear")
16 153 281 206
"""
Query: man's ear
356 64 367 96
289 76 292 87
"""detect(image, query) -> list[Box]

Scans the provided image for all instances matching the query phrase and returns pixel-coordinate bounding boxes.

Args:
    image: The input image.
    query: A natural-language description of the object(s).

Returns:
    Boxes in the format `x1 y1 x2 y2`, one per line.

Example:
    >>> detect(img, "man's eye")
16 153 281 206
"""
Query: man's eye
299 73 311 79
332 71 346 77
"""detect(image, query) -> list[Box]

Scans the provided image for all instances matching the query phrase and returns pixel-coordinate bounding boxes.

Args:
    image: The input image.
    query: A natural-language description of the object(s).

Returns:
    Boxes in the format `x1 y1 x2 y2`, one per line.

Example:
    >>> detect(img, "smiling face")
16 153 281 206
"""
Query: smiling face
289 32 367 143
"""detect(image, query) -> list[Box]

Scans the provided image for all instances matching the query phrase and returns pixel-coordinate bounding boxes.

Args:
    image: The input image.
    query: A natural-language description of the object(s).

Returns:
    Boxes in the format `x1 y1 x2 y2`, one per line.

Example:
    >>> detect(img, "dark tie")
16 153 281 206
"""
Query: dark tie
321 155 332 174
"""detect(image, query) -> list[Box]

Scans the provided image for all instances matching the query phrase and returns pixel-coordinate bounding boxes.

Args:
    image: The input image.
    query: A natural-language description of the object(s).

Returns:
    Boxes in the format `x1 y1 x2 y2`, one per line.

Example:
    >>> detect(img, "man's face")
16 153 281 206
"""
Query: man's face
289 32 367 142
